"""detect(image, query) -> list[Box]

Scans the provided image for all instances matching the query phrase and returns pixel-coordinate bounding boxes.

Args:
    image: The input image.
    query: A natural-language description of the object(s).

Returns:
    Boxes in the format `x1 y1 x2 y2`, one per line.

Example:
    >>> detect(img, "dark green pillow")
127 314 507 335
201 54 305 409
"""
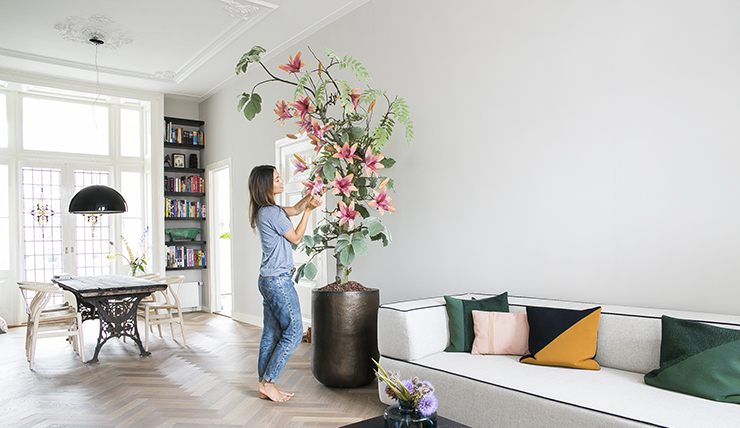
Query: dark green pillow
644 315 740 404
444 293 509 352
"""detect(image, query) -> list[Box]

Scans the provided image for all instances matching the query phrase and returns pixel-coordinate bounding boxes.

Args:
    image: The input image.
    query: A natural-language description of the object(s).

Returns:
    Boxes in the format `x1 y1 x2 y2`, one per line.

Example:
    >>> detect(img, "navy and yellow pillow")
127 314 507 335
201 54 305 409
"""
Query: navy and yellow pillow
644 316 740 404
444 293 509 352
520 306 601 370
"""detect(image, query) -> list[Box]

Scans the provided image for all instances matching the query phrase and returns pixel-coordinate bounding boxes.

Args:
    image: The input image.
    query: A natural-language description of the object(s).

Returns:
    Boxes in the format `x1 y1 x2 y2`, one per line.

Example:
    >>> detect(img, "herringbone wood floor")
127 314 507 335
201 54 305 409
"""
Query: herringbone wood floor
0 312 385 427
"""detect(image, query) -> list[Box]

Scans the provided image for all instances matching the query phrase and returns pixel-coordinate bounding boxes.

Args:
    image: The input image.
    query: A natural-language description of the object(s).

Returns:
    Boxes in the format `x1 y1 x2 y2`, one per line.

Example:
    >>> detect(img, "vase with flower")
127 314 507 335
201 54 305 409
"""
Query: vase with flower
236 46 413 387
374 359 438 428
108 227 149 276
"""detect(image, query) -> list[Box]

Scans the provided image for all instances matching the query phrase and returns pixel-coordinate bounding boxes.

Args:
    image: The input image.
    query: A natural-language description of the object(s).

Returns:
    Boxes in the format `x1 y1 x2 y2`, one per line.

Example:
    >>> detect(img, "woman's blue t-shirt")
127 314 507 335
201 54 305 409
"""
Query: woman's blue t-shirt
257 205 293 277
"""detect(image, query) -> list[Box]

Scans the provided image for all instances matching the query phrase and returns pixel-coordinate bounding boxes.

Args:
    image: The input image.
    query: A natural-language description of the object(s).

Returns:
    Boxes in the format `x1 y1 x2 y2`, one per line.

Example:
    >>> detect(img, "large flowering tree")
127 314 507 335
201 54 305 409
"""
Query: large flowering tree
236 46 413 285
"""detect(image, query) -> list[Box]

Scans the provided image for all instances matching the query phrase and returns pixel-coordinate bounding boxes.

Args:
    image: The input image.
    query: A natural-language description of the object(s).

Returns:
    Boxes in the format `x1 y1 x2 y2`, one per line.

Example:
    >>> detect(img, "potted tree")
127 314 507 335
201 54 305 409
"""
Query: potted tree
236 46 413 387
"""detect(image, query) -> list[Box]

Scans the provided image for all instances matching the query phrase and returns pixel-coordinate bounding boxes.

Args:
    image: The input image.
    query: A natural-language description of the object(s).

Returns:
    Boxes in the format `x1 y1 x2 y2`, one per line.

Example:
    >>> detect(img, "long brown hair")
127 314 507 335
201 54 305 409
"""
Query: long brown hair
248 165 277 229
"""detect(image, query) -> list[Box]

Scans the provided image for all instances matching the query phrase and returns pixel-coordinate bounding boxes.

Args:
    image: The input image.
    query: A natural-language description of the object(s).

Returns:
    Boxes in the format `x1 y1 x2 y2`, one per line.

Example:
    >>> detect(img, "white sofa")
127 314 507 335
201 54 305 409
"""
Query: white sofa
377 294 740 428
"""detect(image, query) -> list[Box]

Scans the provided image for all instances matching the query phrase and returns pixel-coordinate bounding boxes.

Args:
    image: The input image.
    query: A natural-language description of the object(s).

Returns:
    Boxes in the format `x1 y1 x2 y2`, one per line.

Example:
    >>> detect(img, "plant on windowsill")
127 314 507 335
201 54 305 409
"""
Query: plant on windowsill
235 46 413 387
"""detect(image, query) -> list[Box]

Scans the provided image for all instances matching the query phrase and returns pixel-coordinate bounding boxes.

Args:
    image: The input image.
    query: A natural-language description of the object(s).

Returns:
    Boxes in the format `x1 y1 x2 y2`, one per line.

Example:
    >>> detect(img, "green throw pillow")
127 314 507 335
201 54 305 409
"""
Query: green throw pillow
444 293 509 352
644 315 740 404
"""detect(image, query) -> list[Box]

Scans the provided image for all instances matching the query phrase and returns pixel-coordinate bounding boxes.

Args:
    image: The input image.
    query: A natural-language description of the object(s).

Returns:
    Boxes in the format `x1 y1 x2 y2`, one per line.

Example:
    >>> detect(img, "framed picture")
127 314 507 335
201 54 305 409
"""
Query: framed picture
173 153 185 168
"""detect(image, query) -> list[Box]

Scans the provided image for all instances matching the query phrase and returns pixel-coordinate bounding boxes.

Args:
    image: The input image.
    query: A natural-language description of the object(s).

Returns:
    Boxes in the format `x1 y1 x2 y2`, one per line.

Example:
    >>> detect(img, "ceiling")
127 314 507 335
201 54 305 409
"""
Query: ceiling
0 0 369 102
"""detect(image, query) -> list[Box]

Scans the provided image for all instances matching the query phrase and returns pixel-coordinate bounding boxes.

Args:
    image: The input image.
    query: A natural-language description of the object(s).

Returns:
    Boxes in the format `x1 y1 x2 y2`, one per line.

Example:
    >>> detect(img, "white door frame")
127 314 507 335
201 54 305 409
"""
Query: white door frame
206 158 234 313
275 135 327 328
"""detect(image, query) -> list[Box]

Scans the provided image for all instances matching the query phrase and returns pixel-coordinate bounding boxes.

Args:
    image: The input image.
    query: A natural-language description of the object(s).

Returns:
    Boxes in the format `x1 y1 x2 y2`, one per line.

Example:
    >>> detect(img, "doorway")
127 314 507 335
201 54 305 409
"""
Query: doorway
208 160 233 317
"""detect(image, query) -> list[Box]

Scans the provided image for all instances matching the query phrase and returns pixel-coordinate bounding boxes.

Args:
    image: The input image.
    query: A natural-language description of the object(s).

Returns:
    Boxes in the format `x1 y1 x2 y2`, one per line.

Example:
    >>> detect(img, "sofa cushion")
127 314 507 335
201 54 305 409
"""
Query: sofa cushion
520 306 601 370
644 315 740 404
471 311 529 355
444 292 508 352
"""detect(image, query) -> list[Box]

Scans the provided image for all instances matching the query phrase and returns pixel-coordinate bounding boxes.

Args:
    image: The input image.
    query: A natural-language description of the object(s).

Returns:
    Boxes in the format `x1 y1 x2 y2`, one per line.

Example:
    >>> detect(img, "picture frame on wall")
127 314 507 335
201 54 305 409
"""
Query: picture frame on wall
173 153 185 168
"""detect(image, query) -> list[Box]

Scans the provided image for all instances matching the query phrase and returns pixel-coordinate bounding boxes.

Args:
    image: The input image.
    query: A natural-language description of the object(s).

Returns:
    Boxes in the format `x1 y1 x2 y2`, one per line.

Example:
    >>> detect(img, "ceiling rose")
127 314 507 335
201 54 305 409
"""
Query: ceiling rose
218 0 261 20
54 15 133 49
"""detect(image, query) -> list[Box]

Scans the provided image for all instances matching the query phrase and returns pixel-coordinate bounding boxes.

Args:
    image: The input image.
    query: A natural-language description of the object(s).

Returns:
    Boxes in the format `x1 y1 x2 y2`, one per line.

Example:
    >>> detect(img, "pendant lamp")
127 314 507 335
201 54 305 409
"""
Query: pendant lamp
68 185 127 214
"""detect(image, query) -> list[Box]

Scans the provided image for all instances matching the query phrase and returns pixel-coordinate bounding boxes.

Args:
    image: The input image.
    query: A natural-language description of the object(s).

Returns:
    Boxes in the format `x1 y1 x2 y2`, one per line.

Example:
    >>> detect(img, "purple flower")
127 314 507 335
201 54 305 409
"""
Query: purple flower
401 379 414 395
417 393 438 417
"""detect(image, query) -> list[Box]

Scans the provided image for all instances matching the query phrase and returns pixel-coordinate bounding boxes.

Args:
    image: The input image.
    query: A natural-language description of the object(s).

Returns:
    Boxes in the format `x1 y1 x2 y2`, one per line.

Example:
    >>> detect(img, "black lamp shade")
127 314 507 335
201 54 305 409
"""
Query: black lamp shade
68 185 128 214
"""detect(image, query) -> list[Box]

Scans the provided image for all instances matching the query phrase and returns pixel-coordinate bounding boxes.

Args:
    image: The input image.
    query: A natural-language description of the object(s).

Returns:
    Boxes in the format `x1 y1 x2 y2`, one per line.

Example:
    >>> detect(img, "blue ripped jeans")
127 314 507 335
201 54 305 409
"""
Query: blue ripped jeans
257 272 303 383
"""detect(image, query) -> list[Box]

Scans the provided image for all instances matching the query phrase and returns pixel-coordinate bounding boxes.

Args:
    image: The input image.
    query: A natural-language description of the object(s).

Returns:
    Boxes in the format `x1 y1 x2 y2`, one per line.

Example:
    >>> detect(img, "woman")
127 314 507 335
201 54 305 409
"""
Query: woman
248 165 322 402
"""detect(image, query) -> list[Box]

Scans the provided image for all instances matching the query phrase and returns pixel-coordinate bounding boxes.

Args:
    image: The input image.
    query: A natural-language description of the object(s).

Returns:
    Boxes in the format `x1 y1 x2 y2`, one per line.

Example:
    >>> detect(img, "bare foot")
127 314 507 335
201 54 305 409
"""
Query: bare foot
259 381 293 402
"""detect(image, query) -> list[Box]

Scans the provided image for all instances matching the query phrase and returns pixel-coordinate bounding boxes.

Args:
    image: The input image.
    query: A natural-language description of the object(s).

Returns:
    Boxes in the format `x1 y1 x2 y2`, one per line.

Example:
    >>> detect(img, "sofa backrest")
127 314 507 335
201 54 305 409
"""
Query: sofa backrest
378 293 740 374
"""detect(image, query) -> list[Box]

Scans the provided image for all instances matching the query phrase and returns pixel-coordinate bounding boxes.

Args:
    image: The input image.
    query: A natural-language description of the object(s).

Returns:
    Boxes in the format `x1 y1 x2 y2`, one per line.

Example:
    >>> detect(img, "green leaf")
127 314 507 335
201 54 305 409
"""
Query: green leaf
368 222 385 237
380 158 396 168
352 126 366 140
235 46 266 74
356 203 370 218
243 93 262 121
304 262 318 280
237 93 249 112
293 264 305 283
352 233 369 256
335 233 351 254
320 223 331 234
302 234 315 248
340 245 355 266
323 162 336 180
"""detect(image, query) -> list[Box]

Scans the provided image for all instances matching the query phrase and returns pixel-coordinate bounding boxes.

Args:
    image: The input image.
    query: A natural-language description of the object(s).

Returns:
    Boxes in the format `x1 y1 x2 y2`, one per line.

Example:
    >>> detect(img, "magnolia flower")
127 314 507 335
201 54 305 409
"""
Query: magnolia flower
329 171 358 197
273 100 293 124
333 142 362 164
278 51 306 74
302 175 324 196
290 95 315 119
369 188 395 215
291 154 309 175
364 147 385 177
333 200 360 229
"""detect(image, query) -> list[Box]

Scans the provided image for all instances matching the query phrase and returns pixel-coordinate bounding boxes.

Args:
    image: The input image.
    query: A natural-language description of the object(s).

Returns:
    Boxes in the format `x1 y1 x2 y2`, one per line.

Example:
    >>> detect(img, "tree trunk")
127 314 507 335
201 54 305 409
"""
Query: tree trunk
335 253 351 284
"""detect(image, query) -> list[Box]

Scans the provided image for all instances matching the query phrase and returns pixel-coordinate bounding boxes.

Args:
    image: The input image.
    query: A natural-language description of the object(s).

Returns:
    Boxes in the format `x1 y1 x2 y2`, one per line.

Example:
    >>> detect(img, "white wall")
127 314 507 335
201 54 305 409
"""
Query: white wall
200 0 740 320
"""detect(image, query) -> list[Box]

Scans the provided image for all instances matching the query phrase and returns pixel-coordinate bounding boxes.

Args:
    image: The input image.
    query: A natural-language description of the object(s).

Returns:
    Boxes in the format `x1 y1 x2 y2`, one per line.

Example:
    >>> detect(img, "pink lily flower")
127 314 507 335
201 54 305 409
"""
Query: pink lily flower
308 120 333 151
333 200 360 229
378 177 390 189
349 88 361 111
291 154 309 175
302 175 324 196
290 95 315 119
278 51 306 74
329 171 358 197
332 142 362 164
364 147 385 177
274 100 293 124
296 115 313 134
368 188 395 215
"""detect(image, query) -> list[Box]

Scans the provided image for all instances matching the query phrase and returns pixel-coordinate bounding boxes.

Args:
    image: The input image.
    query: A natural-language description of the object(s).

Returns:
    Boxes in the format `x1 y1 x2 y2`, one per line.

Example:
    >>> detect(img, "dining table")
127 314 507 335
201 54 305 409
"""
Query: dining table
52 274 167 363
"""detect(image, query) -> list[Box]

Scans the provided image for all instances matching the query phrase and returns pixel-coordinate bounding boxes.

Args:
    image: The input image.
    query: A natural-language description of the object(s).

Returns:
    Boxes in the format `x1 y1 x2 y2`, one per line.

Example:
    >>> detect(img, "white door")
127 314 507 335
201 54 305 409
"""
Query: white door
276 136 327 328
207 159 233 316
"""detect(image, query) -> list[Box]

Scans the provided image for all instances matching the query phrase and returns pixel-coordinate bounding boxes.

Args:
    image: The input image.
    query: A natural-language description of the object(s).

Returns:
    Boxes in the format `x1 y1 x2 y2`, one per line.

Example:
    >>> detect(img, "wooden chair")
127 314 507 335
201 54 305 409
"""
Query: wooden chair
139 275 187 351
18 281 85 370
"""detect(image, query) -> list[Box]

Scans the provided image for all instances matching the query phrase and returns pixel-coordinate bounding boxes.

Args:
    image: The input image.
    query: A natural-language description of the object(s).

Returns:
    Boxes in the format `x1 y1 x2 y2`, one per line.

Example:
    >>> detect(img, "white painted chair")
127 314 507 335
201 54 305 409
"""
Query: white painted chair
18 281 85 370
138 275 187 351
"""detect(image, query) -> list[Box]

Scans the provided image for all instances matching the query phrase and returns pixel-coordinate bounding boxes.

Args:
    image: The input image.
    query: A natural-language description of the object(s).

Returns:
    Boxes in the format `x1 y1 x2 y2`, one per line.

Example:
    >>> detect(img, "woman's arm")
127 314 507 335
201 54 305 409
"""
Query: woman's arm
283 195 322 245
283 194 311 217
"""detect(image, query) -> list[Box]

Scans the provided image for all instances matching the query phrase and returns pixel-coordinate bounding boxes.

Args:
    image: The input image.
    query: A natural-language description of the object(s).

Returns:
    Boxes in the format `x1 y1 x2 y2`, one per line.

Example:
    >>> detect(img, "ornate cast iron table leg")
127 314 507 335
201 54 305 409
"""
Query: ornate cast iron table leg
86 294 149 363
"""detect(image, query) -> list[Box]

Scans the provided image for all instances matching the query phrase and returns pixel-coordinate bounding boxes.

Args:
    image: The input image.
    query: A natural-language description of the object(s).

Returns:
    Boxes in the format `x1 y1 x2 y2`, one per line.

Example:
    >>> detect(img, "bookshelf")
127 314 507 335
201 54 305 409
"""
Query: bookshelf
164 117 207 272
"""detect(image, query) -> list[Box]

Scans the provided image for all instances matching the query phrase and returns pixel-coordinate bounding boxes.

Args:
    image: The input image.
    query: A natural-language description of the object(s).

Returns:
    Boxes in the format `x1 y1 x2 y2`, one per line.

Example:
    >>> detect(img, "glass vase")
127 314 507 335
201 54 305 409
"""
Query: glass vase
383 399 436 428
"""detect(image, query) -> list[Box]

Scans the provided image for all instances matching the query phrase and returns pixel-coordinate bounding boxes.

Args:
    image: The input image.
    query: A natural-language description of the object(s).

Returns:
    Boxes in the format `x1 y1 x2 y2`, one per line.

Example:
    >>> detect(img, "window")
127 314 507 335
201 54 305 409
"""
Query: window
0 93 7 149
22 96 109 155
121 108 142 157
0 164 9 270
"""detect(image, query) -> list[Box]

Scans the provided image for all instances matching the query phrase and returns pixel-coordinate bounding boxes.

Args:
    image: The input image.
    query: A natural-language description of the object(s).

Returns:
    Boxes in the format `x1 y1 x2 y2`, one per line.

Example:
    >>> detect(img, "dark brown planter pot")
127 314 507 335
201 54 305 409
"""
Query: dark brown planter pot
311 288 380 388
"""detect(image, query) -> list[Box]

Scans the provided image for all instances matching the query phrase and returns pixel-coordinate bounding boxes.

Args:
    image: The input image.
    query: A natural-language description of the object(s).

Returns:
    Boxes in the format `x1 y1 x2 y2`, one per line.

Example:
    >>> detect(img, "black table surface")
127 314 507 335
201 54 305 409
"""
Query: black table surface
53 275 166 298
340 415 471 428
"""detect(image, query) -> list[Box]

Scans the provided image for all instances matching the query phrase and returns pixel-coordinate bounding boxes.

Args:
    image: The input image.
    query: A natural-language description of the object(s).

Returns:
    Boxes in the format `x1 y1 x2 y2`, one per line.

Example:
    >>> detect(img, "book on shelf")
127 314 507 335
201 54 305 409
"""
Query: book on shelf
165 175 204 193
165 198 206 218
166 125 205 146
166 246 206 268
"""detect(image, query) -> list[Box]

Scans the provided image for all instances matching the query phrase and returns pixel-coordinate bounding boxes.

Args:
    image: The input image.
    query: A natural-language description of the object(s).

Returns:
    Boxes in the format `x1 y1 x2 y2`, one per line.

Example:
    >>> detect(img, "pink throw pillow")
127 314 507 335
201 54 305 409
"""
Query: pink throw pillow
471 311 529 355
